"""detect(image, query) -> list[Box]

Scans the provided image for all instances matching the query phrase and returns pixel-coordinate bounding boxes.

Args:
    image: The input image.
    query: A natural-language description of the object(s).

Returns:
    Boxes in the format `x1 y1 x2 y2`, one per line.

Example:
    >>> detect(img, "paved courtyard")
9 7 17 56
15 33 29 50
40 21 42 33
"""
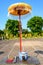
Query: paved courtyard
0 38 43 65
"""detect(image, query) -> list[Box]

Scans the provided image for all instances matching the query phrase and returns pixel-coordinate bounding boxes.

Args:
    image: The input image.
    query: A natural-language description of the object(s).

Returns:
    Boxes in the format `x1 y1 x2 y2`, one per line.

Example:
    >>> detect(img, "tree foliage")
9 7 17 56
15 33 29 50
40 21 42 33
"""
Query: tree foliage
22 29 29 34
5 19 19 36
0 30 4 36
27 16 43 35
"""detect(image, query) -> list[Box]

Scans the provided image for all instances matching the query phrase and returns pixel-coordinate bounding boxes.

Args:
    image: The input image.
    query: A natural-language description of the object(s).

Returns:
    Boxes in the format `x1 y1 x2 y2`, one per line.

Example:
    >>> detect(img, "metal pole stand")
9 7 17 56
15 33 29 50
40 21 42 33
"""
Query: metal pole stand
18 15 28 61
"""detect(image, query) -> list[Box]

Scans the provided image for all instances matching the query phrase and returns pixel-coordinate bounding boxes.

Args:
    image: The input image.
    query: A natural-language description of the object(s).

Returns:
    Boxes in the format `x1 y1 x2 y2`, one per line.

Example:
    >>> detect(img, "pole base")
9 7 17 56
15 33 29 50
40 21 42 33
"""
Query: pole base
19 52 28 61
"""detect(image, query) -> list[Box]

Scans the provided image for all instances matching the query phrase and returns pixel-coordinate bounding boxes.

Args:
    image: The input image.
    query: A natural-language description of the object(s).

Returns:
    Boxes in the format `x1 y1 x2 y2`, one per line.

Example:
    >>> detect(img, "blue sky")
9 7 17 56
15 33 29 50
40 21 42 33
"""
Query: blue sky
0 0 43 30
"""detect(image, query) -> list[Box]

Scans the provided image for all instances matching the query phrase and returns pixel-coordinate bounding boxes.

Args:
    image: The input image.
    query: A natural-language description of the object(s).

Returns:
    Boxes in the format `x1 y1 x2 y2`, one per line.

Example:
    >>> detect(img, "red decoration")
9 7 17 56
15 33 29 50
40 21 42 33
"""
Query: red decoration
6 59 13 63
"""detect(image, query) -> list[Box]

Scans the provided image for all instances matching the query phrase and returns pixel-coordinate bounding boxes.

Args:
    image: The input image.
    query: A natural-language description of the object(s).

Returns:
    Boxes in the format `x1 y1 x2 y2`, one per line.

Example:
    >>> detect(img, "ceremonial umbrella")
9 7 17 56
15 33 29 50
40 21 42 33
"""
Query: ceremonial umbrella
8 3 32 52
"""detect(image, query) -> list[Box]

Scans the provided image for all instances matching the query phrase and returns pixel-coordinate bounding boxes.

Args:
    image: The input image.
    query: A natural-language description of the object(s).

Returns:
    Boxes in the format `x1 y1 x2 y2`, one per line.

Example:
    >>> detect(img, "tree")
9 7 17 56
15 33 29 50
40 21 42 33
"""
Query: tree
27 16 43 35
22 29 29 34
0 30 4 37
5 19 19 36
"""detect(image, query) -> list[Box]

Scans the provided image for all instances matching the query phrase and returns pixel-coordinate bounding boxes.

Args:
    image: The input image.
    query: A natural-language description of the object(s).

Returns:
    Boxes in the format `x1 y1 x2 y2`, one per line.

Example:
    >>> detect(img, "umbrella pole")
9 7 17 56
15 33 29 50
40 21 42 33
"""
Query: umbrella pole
19 15 22 52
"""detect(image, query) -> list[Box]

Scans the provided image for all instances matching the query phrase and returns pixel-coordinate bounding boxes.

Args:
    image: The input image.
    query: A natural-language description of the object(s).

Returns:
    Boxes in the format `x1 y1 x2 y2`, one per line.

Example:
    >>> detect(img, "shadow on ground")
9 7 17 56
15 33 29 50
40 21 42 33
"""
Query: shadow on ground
0 51 4 55
35 50 43 54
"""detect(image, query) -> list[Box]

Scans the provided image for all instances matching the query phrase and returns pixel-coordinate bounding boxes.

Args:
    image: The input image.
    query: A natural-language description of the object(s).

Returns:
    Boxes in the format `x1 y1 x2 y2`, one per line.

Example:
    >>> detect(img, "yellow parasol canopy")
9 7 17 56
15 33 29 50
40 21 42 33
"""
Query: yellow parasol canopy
8 3 32 16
